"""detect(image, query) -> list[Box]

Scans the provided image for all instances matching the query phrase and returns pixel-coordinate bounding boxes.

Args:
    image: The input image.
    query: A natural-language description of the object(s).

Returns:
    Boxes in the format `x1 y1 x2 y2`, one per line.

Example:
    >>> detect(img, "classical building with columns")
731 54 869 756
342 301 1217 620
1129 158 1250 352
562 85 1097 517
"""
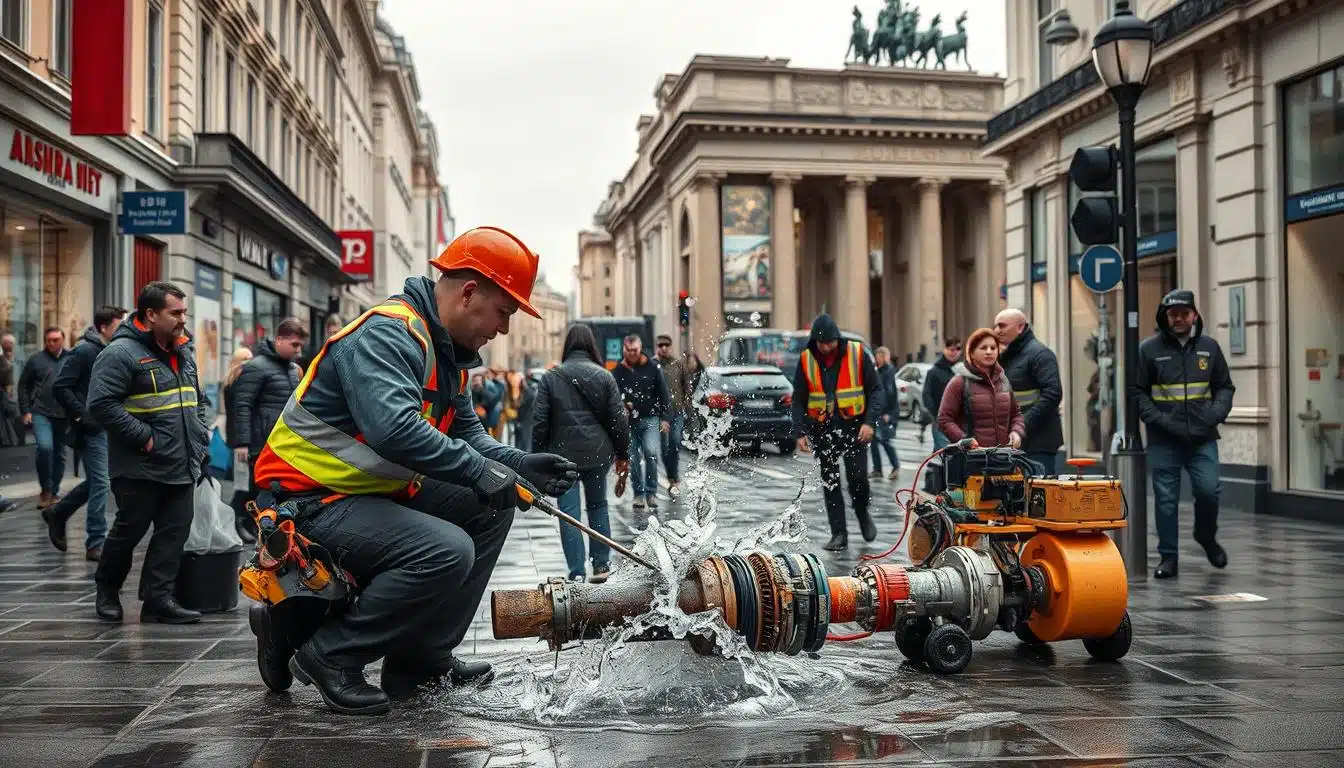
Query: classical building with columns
985 0 1344 520
585 55 1006 360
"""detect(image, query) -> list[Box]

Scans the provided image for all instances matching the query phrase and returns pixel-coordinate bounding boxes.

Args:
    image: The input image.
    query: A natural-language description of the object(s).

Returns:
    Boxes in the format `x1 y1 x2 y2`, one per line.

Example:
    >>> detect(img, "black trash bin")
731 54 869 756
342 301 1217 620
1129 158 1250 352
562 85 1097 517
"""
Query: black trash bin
174 548 245 614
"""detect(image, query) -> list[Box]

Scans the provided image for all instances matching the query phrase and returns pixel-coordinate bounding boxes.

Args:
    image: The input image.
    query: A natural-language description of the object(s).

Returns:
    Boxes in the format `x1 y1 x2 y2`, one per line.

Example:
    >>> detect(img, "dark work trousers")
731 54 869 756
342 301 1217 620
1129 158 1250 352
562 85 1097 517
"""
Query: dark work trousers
94 478 195 602
295 480 514 672
815 423 871 536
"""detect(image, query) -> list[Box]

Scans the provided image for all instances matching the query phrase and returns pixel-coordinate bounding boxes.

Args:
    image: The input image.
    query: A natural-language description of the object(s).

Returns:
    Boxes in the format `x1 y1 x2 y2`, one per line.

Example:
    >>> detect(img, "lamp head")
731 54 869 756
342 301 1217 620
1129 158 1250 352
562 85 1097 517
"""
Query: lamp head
1091 0 1155 91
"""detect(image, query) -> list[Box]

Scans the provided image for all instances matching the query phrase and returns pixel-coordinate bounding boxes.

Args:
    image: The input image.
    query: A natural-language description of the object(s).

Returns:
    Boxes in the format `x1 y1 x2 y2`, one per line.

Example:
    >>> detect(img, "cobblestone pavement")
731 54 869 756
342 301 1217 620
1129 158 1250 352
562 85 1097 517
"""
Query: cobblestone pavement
0 426 1341 767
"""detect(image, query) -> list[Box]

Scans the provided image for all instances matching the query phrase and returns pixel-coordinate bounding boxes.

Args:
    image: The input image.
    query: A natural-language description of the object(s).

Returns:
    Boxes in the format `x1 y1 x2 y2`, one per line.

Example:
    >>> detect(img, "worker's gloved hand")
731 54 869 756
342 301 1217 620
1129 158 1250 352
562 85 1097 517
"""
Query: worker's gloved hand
473 459 523 511
519 453 579 496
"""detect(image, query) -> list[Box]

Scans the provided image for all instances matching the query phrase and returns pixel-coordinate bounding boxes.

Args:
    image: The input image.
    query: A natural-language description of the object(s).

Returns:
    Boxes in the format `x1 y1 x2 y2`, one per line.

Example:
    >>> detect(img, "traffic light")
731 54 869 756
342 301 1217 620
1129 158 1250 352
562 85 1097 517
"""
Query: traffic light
677 290 690 328
1069 146 1120 246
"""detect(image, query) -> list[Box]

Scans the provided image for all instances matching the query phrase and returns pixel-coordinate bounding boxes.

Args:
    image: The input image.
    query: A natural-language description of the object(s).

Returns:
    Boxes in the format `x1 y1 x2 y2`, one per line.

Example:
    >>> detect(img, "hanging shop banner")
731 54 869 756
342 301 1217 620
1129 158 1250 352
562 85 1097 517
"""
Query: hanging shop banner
193 263 223 422
720 185 772 300
1285 184 1344 223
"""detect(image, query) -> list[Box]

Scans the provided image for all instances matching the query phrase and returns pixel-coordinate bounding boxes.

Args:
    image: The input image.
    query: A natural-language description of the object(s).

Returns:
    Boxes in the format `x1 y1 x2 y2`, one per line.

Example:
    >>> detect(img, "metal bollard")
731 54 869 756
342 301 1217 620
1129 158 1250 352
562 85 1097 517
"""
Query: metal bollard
1109 446 1148 582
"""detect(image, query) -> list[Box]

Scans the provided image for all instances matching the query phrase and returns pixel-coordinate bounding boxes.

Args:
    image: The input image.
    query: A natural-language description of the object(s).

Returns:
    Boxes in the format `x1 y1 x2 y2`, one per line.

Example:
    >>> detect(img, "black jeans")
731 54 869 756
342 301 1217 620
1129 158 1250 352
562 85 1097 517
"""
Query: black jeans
94 478 195 602
296 480 514 672
815 425 871 536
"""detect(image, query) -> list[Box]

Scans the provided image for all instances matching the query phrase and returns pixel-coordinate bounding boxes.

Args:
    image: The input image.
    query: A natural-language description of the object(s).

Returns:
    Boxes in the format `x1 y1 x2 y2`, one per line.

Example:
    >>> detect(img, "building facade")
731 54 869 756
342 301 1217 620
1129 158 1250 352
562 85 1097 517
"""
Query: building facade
575 226 616 317
984 0 1344 519
584 55 1007 360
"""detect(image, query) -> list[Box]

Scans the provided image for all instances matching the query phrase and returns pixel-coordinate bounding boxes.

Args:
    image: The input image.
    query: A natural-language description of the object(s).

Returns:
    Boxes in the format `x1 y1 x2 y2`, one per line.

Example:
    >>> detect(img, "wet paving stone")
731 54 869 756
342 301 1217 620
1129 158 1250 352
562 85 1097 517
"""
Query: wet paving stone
0 441 1341 766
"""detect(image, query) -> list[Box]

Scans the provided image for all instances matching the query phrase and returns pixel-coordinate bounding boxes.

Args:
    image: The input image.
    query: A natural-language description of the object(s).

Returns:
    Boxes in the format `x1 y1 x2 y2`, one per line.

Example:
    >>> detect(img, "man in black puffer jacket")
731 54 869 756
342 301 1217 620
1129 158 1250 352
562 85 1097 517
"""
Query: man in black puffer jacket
994 309 1064 474
42 306 126 561
1134 289 1235 580
230 318 307 505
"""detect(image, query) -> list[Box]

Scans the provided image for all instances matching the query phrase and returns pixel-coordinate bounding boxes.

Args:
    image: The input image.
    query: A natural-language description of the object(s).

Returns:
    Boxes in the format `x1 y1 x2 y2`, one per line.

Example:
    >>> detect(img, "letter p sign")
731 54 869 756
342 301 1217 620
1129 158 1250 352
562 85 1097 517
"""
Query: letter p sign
337 230 374 280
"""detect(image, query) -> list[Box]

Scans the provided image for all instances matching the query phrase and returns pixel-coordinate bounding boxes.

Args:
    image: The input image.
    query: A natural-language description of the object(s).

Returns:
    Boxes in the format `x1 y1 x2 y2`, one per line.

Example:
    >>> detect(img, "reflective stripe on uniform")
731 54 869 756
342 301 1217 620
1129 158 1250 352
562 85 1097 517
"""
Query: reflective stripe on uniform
1151 381 1211 402
1013 388 1040 408
834 341 866 417
124 386 199 414
801 351 828 418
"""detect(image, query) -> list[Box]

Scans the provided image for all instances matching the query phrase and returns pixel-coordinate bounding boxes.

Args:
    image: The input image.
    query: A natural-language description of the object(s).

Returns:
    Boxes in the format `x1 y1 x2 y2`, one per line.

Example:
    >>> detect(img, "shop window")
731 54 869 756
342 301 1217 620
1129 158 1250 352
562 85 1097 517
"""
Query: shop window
0 202 94 371
232 279 286 350
1 0 24 47
51 0 72 76
1285 214 1344 494
1285 64 1344 196
1028 187 1049 345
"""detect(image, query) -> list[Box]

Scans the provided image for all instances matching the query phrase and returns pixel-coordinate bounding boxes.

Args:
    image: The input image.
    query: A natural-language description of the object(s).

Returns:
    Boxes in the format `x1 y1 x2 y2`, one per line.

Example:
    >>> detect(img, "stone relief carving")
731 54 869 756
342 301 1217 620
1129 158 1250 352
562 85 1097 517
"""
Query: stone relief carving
1221 42 1246 88
846 81 987 113
847 81 920 108
856 146 974 164
793 82 843 106
1170 65 1196 105
942 87 987 111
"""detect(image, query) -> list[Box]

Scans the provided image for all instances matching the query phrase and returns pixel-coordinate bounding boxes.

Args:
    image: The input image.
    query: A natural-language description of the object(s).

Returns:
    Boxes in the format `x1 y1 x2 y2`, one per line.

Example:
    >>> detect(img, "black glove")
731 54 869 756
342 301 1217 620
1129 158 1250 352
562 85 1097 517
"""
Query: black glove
518 453 579 496
473 458 523 511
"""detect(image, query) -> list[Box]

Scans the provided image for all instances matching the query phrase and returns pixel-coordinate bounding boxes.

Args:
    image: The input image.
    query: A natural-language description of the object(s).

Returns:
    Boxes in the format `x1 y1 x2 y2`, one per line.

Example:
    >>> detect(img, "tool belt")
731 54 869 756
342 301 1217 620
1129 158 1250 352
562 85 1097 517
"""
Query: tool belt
237 486 356 606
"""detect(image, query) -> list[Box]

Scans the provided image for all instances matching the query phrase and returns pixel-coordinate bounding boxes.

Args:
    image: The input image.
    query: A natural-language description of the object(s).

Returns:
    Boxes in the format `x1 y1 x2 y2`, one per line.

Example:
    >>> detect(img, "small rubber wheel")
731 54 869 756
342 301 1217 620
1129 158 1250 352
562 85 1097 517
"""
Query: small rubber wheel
923 623 974 675
777 441 796 455
1015 621 1046 646
895 618 933 663
1082 610 1133 662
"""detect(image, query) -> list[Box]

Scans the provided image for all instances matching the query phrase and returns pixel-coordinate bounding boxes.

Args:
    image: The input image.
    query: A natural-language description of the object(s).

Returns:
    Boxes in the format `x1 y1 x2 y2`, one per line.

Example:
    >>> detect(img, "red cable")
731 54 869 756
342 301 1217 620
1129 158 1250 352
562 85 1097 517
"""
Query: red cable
859 445 953 564
825 630 873 642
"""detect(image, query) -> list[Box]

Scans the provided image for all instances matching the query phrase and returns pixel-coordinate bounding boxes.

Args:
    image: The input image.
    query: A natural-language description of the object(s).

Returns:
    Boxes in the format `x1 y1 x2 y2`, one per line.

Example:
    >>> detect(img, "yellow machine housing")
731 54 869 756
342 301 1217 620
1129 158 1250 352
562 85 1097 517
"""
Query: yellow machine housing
1024 476 1125 524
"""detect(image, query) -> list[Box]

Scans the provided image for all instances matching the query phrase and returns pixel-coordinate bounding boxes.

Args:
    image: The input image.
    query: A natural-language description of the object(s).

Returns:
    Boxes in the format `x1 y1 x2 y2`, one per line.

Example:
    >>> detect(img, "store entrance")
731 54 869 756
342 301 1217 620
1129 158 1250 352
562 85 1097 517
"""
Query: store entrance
0 198 95 372
1286 214 1344 494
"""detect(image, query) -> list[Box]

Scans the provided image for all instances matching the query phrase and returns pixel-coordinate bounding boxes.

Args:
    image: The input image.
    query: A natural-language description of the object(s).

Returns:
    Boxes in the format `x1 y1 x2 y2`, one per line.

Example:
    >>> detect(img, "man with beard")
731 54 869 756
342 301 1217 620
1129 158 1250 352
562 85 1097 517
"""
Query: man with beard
87 282 209 624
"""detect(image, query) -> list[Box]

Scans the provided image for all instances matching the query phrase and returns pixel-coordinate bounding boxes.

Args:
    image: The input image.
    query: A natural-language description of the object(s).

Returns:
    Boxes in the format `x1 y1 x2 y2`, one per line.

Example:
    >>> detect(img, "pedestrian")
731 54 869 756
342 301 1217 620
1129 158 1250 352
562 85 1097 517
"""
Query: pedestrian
993 308 1064 474
654 333 691 499
533 322 630 583
41 306 127 561
248 226 577 715
921 337 961 450
221 346 254 538
513 372 538 452
612 333 670 510
868 346 900 480
0 332 20 448
87 281 210 625
792 312 883 551
19 327 69 509
229 317 307 533
1134 289 1235 579
937 327 1025 451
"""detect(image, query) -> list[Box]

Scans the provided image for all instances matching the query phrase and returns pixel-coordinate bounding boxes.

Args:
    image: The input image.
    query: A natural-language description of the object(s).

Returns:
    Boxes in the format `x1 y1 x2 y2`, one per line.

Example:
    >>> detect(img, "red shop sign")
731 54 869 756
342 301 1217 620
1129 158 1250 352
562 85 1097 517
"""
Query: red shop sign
7 128 105 199
338 230 375 280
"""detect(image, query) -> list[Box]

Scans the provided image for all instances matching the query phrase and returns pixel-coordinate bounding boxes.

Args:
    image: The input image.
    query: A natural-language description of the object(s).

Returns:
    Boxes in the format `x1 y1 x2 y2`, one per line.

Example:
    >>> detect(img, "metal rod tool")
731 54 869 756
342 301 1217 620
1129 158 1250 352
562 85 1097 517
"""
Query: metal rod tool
516 484 659 572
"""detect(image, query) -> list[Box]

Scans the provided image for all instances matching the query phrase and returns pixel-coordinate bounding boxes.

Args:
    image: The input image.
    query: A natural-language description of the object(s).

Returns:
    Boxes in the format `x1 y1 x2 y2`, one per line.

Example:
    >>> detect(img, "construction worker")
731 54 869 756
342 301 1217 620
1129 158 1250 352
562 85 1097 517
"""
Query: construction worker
791 313 884 551
248 226 578 716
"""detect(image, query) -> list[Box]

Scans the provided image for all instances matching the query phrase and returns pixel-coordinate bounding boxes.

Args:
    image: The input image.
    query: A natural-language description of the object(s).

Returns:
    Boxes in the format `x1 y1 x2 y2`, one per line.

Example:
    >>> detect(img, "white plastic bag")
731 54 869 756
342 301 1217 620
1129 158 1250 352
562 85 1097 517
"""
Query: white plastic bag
185 475 245 554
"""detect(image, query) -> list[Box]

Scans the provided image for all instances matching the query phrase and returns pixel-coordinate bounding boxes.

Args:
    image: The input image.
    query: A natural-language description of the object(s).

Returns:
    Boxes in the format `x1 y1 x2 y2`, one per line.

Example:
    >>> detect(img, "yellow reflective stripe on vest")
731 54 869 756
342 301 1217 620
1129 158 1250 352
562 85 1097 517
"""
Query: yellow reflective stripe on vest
124 386 199 414
835 341 866 416
801 351 828 415
262 299 438 496
1013 387 1040 408
1151 381 1211 402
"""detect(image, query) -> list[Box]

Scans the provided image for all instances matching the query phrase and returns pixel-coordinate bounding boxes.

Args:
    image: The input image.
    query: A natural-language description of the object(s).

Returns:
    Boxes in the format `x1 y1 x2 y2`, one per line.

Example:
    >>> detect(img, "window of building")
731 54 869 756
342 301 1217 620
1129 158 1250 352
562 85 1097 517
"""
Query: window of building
246 75 257 146
1036 0 1056 87
146 2 163 137
199 23 212 131
51 0 72 76
280 119 290 181
264 0 272 32
278 0 289 60
1 0 24 46
0 201 95 369
1283 66 1344 496
325 58 336 127
265 99 275 164
225 53 236 134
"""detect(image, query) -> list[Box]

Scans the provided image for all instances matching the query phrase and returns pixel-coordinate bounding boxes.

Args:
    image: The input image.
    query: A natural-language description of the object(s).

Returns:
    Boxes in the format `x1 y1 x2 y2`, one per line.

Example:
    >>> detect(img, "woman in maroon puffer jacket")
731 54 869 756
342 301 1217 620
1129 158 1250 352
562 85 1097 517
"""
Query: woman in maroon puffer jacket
937 327 1025 449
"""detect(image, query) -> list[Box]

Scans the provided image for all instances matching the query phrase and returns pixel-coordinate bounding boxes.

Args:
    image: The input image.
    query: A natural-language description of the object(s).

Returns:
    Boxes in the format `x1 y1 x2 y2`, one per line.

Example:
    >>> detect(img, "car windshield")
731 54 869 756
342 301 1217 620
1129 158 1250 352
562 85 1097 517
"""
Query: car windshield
714 373 791 392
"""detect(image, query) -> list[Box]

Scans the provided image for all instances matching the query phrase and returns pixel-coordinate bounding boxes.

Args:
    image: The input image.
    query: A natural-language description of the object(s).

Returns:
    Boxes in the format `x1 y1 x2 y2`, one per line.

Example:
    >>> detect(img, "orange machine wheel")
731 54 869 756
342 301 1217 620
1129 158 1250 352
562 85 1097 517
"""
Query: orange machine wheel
1020 531 1128 643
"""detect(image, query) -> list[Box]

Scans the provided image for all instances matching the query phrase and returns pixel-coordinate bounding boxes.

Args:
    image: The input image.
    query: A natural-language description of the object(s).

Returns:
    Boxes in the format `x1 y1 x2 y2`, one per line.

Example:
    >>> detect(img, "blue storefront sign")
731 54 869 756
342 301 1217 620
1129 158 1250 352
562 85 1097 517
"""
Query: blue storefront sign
119 190 187 235
1285 184 1344 223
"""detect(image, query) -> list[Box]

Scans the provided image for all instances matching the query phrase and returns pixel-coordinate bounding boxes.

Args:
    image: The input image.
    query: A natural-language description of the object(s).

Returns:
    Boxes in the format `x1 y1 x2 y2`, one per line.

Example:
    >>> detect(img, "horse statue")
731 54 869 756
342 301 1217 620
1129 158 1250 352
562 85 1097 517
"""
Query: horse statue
911 13 943 68
846 6 876 65
934 11 971 69
870 0 902 64
887 9 918 66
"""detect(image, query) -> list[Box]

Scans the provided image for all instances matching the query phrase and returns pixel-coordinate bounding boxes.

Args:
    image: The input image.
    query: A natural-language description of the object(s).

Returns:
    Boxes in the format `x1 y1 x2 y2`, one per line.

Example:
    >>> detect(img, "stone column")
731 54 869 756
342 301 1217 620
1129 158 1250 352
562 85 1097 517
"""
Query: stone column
770 173 801 330
988 180 1007 315
841 175 873 337
918 177 947 354
1176 121 1211 311
690 171 725 356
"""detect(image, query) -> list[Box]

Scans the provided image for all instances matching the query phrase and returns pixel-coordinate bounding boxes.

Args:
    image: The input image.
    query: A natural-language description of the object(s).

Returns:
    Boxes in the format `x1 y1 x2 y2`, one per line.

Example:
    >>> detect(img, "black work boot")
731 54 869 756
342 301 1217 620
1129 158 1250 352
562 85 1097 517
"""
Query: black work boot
95 586 123 622
449 656 495 686
854 508 878 543
41 507 67 552
381 655 495 700
1154 556 1178 579
250 604 293 693
824 532 848 551
291 645 389 715
1200 540 1228 569
141 597 202 624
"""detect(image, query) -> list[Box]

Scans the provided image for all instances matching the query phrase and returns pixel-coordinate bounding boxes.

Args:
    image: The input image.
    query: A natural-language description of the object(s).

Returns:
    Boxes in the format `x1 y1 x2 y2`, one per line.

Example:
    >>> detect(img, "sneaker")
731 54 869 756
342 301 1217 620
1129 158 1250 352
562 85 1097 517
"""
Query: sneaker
646 495 659 510
633 496 646 510
888 468 900 480
568 573 585 583
869 470 884 480
669 482 681 500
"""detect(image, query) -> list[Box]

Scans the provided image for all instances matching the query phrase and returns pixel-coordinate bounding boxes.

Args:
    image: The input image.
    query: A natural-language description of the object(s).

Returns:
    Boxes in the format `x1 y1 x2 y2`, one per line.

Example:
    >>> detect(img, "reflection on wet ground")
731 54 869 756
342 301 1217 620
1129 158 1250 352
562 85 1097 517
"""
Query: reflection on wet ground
0 442 1342 766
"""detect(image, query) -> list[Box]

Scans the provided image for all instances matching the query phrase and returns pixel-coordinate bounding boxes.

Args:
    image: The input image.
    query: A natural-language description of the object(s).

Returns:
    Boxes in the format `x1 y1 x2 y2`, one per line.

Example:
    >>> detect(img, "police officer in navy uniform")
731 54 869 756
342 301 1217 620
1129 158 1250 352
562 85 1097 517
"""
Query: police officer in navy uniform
1133 288 1235 579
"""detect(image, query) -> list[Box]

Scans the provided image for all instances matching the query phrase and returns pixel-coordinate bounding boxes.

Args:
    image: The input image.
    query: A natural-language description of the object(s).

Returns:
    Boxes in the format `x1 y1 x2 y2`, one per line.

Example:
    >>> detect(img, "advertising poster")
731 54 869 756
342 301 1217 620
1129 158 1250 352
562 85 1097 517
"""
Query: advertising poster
720 185 772 300
194 263 223 422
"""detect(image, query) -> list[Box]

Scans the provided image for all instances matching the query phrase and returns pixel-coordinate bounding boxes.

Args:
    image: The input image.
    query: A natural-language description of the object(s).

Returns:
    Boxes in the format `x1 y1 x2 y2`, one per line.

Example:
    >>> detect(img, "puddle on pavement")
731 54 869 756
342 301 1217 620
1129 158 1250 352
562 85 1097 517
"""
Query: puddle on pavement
430 322 1017 731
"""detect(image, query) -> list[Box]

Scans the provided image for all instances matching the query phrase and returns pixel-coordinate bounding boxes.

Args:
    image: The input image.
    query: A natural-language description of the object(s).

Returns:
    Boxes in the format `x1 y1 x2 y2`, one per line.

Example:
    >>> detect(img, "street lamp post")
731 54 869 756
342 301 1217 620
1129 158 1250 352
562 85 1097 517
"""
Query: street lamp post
1092 0 1155 581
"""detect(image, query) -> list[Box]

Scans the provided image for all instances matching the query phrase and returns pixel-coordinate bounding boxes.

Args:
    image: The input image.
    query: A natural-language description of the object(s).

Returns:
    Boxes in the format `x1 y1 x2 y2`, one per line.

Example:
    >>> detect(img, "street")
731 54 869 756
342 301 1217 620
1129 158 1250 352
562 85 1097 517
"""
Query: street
0 421 1341 767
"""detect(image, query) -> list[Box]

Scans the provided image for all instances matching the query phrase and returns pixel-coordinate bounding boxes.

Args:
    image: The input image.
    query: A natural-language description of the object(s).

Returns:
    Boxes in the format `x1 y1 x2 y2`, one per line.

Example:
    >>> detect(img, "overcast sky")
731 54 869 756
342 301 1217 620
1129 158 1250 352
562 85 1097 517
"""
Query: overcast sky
380 0 1008 295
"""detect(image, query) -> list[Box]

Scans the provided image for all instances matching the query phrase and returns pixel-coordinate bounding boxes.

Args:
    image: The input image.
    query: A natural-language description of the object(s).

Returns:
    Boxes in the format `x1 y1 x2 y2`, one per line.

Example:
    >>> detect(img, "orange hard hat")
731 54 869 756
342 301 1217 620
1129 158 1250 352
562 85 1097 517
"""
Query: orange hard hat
430 226 541 318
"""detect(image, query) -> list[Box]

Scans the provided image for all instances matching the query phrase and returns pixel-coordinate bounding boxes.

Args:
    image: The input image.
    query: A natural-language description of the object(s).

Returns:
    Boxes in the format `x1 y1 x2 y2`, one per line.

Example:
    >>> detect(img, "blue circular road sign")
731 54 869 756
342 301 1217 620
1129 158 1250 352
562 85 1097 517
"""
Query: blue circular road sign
1079 245 1124 293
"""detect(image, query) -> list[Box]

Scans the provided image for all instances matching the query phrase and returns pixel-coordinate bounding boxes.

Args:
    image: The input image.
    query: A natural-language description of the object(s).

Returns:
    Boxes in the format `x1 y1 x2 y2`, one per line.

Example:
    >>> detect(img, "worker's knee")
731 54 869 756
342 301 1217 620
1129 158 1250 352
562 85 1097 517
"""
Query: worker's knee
410 525 476 590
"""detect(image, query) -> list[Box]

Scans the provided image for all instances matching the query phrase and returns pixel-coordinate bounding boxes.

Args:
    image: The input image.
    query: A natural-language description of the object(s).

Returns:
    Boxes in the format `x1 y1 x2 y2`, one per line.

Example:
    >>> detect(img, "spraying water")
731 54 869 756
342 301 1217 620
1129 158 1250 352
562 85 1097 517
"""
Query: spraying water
429 321 855 727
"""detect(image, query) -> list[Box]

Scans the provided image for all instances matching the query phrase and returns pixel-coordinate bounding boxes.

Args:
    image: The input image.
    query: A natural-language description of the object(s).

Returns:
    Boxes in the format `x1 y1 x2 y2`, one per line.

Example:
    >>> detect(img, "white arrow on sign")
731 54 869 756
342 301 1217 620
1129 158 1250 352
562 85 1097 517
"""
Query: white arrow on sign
1093 252 1117 284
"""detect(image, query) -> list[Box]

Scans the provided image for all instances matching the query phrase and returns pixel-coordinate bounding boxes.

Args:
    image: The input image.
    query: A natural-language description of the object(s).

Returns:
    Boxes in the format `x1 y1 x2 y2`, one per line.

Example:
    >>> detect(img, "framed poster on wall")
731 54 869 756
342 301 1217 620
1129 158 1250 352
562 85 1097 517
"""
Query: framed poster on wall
1228 284 1246 355
720 185 772 301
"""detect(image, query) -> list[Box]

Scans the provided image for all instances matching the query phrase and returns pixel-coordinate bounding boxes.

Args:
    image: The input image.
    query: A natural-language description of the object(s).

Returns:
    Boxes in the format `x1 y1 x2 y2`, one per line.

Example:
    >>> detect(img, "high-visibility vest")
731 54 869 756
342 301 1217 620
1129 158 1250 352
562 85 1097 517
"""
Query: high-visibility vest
800 340 866 420
252 299 469 499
